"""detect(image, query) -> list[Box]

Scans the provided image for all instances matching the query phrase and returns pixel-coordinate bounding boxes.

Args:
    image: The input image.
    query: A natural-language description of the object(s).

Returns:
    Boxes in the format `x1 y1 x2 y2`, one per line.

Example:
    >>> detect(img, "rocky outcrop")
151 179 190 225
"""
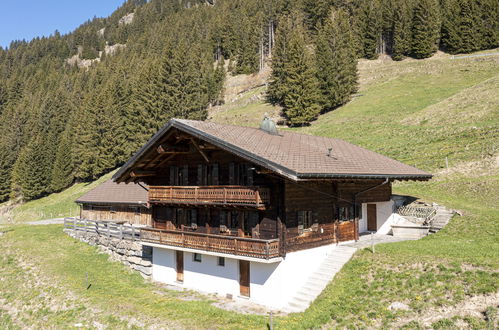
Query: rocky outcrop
64 229 152 278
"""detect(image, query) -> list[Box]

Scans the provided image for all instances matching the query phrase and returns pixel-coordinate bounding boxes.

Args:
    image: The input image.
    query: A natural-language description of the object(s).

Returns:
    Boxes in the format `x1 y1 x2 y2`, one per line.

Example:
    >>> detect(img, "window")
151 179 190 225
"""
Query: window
217 257 225 267
197 164 219 185
193 253 202 262
229 163 254 186
338 207 348 221
297 211 313 234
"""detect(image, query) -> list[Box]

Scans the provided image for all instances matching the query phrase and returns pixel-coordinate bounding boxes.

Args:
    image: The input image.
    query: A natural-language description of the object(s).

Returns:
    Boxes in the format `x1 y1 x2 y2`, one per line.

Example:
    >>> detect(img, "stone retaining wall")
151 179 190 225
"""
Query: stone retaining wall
64 229 152 278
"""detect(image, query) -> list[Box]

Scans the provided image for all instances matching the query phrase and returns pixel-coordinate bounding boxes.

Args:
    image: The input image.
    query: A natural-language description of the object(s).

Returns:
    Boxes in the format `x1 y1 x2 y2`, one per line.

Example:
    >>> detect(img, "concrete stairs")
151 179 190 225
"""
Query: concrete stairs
430 207 455 232
283 245 357 313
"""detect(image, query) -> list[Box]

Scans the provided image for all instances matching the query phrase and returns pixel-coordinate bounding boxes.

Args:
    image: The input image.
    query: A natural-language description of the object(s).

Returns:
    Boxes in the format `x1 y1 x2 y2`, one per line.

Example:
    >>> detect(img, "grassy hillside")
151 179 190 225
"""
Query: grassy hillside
0 171 115 224
1 51 498 328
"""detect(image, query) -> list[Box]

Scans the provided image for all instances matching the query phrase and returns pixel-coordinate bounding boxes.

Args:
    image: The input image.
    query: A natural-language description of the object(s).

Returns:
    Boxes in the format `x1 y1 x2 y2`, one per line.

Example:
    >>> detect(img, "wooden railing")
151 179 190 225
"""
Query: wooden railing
64 218 280 259
396 205 436 225
148 185 270 209
64 218 140 241
141 227 280 259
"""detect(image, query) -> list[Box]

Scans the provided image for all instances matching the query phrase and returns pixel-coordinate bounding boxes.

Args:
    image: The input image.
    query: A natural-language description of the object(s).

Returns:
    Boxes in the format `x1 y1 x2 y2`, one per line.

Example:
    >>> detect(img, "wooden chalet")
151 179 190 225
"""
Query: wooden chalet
112 118 431 262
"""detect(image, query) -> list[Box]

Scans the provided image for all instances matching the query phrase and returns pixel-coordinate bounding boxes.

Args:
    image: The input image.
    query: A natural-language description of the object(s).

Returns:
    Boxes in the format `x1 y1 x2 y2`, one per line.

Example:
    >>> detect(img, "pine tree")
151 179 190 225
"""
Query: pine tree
316 9 358 111
410 0 441 59
11 136 52 200
267 13 321 125
51 127 75 192
0 145 15 202
359 0 383 59
391 1 413 60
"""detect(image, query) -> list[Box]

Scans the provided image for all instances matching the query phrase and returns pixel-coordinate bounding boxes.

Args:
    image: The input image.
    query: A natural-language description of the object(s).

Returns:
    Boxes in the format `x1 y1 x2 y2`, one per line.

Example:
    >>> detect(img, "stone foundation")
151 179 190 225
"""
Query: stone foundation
64 229 152 278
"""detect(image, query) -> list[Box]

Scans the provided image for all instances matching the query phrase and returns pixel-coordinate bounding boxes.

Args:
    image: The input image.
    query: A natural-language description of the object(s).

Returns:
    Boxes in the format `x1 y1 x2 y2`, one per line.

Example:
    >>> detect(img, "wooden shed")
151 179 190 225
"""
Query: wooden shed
76 180 151 226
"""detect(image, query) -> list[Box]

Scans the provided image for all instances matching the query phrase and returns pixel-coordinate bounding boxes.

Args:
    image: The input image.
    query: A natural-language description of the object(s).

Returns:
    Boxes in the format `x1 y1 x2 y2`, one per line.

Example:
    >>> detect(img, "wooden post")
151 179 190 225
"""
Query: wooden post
445 157 449 169
234 238 238 255
371 232 375 254
119 225 123 240
265 241 270 259
107 223 110 239
84 218 87 235
131 226 135 241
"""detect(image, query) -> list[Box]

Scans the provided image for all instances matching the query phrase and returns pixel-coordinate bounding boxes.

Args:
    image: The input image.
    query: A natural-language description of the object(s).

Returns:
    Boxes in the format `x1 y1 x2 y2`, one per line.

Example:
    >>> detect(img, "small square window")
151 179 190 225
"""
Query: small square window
217 257 225 267
193 253 202 262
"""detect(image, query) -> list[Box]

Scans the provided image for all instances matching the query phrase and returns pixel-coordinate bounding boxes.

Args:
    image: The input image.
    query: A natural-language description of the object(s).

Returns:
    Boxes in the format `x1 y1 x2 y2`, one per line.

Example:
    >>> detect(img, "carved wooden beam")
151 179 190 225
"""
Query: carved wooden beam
156 154 177 168
157 144 190 154
190 138 209 163
130 170 156 178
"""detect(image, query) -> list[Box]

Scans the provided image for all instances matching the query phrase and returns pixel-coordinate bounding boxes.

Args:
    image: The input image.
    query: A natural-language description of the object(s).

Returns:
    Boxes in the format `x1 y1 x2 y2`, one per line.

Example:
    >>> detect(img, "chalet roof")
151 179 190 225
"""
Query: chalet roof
76 180 148 205
113 119 432 182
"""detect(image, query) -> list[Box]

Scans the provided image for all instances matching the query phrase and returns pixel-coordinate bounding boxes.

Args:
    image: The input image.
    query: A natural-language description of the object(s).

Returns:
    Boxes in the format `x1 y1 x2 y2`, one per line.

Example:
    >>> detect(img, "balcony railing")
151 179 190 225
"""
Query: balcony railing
141 227 281 259
148 186 270 209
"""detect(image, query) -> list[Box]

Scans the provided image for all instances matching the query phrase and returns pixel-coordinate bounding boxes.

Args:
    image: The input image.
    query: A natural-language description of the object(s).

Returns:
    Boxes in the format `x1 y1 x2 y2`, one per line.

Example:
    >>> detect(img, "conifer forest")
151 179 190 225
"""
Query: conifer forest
0 0 497 201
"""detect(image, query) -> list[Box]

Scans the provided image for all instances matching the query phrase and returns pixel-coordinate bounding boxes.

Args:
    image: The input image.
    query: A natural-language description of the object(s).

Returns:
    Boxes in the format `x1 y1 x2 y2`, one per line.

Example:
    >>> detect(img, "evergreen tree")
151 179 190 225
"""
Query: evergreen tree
267 13 321 125
11 136 52 200
391 1 413 60
316 9 358 111
0 145 15 202
410 0 441 59
359 0 383 59
51 127 75 192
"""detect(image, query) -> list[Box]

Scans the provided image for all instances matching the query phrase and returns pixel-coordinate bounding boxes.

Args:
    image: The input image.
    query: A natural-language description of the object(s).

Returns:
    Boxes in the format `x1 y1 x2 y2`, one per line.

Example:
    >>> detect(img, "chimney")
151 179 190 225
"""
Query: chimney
259 114 279 135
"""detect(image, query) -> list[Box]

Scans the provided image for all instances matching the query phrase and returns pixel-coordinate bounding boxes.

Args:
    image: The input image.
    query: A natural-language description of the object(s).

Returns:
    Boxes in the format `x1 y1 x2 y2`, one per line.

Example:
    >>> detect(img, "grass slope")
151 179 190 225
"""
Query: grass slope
0 171 115 223
1 51 498 328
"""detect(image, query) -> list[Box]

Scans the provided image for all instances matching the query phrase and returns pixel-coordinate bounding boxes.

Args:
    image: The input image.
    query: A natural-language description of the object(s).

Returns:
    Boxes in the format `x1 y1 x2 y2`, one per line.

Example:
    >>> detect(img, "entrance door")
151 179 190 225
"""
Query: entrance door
176 251 184 282
239 260 250 297
367 204 377 231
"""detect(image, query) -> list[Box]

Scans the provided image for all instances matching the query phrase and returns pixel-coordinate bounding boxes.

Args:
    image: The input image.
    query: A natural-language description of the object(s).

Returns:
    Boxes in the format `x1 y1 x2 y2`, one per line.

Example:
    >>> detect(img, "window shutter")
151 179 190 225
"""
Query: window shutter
229 163 235 185
297 211 304 234
191 209 198 225
212 164 219 185
246 165 253 186
197 165 203 185
182 165 188 185
169 166 176 185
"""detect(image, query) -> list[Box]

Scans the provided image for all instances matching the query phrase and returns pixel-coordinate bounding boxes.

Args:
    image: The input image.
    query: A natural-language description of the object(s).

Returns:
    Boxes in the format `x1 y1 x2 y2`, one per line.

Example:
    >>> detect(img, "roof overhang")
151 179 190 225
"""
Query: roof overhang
113 119 433 183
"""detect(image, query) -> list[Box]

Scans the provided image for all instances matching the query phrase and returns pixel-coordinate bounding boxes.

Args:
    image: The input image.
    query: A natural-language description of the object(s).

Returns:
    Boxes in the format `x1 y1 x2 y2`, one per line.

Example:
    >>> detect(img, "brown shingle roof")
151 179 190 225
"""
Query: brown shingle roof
76 180 148 205
114 119 432 182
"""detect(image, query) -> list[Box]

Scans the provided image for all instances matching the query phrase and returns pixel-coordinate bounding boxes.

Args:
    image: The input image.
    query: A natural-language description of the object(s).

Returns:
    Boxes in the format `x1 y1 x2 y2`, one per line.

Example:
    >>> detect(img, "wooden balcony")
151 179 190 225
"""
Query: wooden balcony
148 185 270 209
141 227 281 260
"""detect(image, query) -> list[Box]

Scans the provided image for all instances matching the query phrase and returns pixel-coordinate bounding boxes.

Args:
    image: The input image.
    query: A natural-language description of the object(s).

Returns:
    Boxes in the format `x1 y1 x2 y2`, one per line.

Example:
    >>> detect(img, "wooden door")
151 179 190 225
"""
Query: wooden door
176 251 184 282
239 260 250 297
367 204 377 231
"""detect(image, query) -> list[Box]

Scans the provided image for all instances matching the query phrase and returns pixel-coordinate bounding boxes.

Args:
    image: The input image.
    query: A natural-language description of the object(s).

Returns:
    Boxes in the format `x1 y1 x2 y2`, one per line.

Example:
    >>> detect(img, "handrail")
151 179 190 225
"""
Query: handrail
64 217 281 259
141 226 279 244
148 185 270 208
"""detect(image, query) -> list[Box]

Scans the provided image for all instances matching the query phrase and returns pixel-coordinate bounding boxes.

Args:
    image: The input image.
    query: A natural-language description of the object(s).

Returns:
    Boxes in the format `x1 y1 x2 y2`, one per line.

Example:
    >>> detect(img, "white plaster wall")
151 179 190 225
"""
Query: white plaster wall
152 247 177 284
183 253 240 297
359 200 395 234
376 200 395 234
250 243 335 309
151 244 336 310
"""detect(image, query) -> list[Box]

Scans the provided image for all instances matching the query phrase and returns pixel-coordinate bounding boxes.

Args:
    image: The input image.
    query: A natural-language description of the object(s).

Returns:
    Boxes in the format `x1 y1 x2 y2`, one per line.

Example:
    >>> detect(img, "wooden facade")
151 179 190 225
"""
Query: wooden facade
81 204 152 226
117 130 395 256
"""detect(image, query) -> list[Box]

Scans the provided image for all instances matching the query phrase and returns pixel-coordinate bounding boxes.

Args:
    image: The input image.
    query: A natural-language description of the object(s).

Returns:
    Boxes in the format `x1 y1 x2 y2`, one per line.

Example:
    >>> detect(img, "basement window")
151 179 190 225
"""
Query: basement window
217 257 225 267
193 253 202 262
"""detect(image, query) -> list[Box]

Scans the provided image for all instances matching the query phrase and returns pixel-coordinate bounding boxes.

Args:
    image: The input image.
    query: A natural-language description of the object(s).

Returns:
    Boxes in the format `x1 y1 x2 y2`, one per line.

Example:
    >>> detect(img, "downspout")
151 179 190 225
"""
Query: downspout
353 178 390 239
